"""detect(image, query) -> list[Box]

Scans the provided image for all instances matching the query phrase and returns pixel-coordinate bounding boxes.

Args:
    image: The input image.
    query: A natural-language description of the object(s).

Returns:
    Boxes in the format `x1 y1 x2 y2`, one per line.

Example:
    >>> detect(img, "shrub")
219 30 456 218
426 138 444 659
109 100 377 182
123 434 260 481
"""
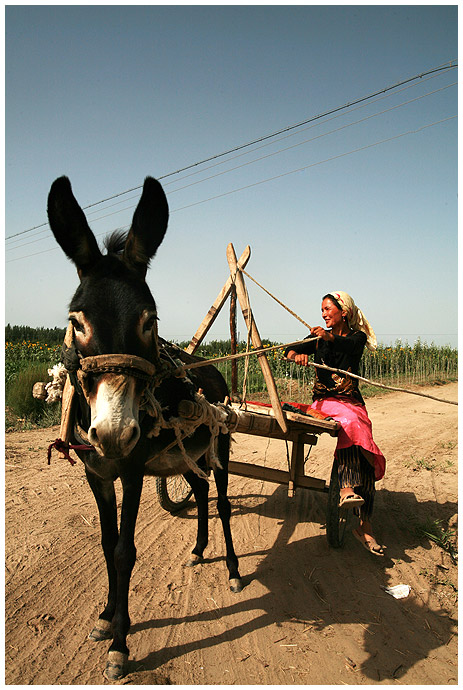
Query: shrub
5 361 60 425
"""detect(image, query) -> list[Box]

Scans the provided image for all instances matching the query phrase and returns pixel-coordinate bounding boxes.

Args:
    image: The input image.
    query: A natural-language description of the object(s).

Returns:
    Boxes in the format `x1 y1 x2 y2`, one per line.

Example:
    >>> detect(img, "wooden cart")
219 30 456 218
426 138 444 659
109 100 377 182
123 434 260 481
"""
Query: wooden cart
155 243 353 548
155 399 350 547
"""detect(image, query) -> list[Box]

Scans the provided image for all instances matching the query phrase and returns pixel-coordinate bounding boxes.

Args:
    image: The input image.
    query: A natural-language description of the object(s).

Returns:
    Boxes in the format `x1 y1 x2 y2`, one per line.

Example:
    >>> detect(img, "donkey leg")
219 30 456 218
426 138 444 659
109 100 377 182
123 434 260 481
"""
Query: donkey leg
104 473 144 681
183 469 209 566
214 434 242 592
85 469 119 642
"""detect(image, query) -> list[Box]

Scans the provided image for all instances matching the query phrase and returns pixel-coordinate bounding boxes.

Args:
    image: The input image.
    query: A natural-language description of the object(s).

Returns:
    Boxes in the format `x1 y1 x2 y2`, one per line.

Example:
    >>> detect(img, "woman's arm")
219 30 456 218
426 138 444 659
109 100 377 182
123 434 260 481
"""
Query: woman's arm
284 334 317 363
330 330 367 354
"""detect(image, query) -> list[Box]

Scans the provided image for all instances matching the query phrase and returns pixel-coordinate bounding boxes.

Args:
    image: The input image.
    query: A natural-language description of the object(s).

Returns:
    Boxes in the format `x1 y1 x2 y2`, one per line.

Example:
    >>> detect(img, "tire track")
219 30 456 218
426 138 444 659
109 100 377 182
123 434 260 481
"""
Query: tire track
5 387 458 684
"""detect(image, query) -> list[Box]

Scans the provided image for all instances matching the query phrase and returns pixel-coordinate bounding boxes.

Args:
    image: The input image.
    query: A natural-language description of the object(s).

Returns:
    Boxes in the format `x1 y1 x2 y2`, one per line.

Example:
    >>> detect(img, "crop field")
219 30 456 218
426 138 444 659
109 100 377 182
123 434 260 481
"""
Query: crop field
6 335 457 428
191 340 458 403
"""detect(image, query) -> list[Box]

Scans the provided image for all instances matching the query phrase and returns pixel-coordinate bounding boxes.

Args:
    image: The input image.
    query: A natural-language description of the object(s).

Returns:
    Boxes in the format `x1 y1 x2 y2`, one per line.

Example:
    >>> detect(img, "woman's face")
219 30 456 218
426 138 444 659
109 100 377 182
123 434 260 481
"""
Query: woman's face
321 298 344 329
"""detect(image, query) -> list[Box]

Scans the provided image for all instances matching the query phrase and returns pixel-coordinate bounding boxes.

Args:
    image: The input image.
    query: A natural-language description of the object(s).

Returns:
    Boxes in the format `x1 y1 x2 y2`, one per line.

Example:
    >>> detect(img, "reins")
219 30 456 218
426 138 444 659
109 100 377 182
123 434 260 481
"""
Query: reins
47 439 91 466
173 338 458 407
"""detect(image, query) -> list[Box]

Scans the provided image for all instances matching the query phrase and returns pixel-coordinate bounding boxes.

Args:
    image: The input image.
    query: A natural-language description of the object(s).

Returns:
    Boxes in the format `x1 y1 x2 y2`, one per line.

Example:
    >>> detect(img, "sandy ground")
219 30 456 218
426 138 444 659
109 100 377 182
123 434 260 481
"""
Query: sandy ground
5 382 458 685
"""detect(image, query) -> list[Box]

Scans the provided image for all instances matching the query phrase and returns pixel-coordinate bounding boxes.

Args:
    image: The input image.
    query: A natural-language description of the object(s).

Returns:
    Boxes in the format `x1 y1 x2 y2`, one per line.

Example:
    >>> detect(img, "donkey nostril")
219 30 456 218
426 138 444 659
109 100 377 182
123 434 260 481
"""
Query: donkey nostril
121 422 140 450
88 427 99 446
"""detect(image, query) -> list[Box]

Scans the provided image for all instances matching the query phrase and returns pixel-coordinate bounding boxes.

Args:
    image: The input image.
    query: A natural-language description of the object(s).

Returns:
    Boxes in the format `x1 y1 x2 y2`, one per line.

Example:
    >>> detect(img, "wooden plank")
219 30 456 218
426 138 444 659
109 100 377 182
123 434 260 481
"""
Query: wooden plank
186 246 251 354
231 402 339 436
59 376 76 458
226 406 317 442
226 243 288 435
288 437 305 497
228 460 327 492
234 426 317 444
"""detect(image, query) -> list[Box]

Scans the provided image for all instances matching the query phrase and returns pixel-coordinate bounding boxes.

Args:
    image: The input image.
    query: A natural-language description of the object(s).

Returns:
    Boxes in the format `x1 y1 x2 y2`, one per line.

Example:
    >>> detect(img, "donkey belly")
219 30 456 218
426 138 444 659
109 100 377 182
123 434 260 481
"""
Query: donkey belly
144 425 212 477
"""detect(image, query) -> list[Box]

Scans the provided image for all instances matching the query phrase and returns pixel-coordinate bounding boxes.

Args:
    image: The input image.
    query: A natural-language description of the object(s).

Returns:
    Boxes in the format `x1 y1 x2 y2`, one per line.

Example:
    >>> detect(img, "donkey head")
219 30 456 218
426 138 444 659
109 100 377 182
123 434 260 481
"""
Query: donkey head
48 176 169 459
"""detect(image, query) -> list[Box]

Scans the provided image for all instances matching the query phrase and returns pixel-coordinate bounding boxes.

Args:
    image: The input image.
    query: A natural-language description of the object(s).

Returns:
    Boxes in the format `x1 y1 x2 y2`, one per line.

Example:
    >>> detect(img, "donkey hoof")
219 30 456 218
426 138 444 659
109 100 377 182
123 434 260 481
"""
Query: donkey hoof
185 554 203 567
103 651 128 681
88 618 112 641
229 577 243 593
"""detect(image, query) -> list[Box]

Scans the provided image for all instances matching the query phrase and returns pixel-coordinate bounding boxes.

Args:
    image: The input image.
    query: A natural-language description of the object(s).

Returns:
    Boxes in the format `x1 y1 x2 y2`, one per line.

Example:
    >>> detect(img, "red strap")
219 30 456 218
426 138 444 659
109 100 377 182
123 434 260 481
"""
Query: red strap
47 438 94 466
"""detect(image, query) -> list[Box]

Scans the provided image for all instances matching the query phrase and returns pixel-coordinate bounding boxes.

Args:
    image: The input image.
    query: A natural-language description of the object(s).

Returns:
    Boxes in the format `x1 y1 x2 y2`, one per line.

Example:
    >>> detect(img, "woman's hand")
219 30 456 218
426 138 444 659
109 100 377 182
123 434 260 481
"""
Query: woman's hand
294 353 310 366
286 349 309 366
310 326 334 342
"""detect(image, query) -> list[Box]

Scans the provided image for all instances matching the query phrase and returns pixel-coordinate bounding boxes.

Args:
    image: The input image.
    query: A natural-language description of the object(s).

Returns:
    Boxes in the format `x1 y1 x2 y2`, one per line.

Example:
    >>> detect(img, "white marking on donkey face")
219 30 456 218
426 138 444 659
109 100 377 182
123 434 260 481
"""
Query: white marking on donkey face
88 374 141 458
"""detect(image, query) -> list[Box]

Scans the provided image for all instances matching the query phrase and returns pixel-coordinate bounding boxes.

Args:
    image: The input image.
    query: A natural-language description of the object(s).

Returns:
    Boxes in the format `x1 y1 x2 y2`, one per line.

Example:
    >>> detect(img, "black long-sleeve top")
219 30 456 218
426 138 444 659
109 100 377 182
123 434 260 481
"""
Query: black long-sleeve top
284 330 367 404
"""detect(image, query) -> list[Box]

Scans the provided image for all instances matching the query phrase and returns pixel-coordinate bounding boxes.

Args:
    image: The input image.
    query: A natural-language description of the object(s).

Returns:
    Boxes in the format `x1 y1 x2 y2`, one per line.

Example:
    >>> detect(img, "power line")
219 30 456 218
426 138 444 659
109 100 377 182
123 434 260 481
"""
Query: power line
6 114 455 264
171 116 456 213
166 82 456 197
157 68 455 187
6 79 456 253
6 60 457 241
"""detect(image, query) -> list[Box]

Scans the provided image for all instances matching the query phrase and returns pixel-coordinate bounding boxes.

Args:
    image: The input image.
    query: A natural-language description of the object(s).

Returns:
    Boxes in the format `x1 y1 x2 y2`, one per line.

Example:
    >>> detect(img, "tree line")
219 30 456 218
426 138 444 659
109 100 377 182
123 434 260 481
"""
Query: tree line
4 326 277 353
5 324 67 344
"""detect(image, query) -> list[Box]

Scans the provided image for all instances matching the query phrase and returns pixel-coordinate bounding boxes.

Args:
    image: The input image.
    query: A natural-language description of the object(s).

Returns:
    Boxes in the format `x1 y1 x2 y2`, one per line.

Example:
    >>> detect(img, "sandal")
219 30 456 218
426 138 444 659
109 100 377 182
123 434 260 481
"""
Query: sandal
339 493 365 509
352 528 385 556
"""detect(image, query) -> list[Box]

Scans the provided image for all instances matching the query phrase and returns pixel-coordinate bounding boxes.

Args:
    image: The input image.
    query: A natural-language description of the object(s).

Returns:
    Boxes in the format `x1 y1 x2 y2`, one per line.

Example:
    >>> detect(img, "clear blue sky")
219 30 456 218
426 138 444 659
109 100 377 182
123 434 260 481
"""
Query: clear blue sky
5 5 458 348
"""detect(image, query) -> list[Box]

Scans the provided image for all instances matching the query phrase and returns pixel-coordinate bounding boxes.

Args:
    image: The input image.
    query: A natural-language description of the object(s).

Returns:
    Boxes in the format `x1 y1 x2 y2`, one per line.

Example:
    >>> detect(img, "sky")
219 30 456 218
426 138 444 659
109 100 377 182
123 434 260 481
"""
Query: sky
5 4 458 349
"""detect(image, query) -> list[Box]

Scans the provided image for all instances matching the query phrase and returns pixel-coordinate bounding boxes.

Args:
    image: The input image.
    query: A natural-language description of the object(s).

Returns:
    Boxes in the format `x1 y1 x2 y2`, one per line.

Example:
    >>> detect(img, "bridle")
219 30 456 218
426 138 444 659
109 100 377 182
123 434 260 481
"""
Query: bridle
80 353 157 379
61 322 180 405
75 353 160 402
50 326 227 478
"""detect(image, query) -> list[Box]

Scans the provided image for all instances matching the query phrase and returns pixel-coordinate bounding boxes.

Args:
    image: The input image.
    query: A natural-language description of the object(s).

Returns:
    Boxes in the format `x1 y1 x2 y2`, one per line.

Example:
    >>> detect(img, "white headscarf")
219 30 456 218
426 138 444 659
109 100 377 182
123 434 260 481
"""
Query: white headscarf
328 291 377 351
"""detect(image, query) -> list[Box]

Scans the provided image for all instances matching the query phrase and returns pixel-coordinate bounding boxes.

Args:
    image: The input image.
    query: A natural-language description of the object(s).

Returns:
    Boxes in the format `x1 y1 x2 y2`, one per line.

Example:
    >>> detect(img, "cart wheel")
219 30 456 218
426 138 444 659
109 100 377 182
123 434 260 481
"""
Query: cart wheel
155 476 193 513
326 459 351 548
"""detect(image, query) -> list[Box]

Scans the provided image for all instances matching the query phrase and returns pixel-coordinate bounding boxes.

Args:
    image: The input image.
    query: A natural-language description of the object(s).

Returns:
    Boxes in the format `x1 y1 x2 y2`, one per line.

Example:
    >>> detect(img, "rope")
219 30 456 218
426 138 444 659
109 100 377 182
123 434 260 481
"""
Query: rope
177 337 318 370
140 388 230 480
176 338 457 407
47 438 94 466
303 361 457 406
240 268 312 331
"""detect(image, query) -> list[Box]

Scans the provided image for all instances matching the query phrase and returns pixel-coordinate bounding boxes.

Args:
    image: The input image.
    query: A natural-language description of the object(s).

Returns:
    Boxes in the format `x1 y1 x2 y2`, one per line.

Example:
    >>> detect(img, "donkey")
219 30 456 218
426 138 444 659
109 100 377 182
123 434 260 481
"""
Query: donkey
47 176 242 681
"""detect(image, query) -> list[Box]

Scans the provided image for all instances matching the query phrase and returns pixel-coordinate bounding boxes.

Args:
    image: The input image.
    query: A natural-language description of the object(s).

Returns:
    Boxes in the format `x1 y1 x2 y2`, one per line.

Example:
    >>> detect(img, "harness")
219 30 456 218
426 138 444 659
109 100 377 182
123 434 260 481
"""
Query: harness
48 324 229 479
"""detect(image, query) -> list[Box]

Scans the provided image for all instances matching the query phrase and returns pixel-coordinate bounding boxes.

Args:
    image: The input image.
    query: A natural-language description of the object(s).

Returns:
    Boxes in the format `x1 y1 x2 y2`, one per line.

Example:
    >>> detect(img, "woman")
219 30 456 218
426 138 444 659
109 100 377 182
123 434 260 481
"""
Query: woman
285 291 386 556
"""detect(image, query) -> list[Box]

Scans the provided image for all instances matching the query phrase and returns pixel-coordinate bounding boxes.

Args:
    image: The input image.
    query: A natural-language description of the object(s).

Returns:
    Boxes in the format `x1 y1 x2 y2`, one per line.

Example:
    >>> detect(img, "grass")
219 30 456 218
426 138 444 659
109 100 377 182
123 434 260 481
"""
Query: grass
415 518 458 564
5 350 62 429
406 455 437 471
419 568 457 592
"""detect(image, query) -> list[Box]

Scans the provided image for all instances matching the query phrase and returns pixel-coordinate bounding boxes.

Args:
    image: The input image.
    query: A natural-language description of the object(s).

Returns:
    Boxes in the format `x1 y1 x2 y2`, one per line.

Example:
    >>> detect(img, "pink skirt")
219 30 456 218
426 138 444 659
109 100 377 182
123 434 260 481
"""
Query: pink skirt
309 397 386 481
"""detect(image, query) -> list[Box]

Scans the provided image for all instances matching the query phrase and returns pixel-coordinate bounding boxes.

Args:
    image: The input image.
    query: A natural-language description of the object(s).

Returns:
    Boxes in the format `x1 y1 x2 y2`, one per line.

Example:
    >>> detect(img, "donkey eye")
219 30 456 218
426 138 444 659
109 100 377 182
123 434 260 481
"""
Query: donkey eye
143 316 157 332
70 316 84 333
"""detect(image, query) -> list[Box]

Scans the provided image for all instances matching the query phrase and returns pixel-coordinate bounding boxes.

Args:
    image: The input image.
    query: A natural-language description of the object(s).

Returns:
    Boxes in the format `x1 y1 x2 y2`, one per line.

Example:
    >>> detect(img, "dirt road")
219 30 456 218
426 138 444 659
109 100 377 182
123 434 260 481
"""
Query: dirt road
5 383 458 684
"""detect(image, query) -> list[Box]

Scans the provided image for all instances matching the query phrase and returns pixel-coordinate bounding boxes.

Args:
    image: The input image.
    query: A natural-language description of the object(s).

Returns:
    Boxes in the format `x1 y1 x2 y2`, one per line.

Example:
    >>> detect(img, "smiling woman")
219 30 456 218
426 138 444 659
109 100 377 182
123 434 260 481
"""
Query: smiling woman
285 290 386 556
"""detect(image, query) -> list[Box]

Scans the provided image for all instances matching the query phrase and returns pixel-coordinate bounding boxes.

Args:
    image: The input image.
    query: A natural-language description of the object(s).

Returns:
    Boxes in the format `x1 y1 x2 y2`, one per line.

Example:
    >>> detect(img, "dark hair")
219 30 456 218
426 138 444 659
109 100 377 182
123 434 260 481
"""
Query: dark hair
322 293 349 323
322 293 343 312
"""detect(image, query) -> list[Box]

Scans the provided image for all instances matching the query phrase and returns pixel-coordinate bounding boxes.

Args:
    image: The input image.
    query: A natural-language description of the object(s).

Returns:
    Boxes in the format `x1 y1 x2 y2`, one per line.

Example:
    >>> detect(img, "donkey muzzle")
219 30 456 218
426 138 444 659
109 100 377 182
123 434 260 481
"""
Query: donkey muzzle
87 374 142 458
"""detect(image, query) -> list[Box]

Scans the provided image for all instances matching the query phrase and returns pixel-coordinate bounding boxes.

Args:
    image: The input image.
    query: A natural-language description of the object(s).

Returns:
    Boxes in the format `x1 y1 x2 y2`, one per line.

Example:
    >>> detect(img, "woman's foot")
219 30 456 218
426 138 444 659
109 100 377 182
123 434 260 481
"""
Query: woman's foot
353 521 385 556
339 486 364 509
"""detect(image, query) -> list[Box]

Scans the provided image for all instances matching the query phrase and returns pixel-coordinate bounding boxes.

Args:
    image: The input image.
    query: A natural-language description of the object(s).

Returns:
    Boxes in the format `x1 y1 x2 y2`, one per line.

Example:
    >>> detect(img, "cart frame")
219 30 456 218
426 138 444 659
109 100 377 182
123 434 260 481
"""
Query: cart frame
156 244 351 547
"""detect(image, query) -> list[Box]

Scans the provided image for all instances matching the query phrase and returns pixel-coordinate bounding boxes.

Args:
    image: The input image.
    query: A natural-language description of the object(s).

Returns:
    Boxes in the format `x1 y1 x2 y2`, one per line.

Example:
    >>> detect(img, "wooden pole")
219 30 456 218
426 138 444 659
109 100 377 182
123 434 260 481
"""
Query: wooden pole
186 246 251 355
229 283 238 400
226 243 288 434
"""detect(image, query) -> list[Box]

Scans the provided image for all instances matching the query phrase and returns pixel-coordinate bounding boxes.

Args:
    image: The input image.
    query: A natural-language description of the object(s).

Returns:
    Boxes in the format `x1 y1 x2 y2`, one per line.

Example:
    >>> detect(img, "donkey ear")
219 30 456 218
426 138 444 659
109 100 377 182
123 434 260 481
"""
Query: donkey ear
47 176 102 277
123 177 169 276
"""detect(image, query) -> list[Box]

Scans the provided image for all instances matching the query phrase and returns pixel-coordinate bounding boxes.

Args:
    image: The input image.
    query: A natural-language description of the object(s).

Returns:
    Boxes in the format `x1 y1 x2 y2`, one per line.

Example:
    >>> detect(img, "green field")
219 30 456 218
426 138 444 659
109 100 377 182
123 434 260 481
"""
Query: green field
188 339 458 403
5 333 458 427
